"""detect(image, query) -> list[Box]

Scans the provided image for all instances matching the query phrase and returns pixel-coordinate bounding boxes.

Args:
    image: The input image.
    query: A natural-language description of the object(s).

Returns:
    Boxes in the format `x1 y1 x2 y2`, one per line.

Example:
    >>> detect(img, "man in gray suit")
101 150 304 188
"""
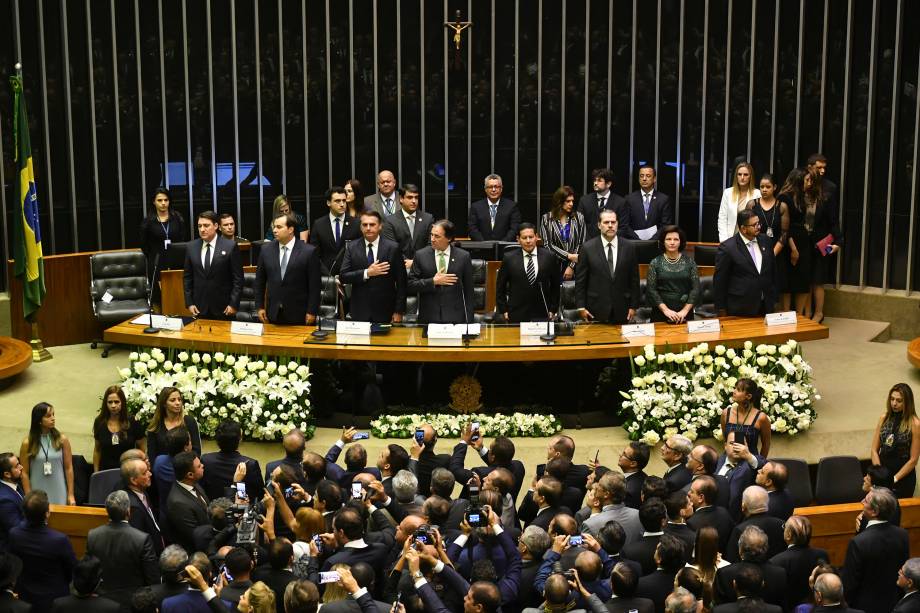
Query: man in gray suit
86 490 159 608
363 170 399 218
382 183 434 268
581 471 642 545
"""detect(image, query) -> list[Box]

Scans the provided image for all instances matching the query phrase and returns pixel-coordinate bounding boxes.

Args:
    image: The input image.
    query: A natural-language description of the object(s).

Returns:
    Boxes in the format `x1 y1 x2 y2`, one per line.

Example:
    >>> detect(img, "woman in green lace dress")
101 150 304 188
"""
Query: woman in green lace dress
646 225 700 324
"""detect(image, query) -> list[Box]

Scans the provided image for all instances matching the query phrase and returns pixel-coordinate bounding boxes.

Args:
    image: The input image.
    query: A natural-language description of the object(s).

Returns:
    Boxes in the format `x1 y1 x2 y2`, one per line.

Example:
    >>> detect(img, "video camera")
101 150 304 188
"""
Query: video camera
235 503 261 546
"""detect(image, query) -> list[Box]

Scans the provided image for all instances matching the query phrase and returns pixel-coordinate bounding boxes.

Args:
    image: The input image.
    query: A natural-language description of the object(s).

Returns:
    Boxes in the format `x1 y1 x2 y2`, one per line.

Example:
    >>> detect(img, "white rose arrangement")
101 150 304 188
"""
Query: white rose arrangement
620 340 818 442
119 349 313 440
370 412 562 439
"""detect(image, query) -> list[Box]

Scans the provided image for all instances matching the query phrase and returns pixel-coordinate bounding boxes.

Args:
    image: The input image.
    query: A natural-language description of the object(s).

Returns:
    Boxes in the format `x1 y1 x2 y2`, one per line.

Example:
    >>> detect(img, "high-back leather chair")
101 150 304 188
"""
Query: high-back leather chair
89 251 150 357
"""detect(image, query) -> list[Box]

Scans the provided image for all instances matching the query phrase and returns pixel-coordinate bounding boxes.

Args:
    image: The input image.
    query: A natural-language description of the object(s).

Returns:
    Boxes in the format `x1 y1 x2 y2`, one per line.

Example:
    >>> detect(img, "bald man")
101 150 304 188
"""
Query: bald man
364 170 399 217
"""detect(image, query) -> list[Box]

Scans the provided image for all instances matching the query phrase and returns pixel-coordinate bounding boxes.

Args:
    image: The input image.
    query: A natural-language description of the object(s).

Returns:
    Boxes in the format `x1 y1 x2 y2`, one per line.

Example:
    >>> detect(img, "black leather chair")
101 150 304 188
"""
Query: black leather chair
694 276 717 318
692 244 718 266
629 239 661 265
814 455 864 505
559 280 580 322
772 457 813 507
235 273 339 322
89 251 150 357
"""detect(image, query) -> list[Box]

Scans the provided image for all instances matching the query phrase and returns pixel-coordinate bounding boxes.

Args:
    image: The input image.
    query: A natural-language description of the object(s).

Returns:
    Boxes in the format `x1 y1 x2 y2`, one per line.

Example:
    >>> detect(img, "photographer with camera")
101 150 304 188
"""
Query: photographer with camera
534 534 612 610
523 567 610 613
407 545 502 613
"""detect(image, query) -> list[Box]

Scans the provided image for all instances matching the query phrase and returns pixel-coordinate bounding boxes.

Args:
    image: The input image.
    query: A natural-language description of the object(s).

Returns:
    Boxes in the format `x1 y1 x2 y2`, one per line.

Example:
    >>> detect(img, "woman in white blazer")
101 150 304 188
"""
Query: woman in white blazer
717 161 761 242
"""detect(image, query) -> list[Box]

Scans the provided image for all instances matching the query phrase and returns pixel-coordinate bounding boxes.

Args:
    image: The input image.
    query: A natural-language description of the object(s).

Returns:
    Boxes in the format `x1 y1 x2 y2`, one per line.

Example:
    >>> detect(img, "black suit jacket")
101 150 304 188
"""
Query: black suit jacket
535 462 592 495
574 236 640 324
309 213 361 274
468 197 521 241
724 513 786 562
8 524 76 611
383 209 434 259
636 569 677 613
842 521 910 613
605 596 655 613
770 545 830 610
447 442 526 503
687 505 735 553
407 245 474 324
165 482 211 554
664 522 696 560
495 247 561 322
624 471 646 509
183 236 243 317
0 592 31 613
767 489 795 521
620 534 662 576
126 488 164 555
86 522 159 607
577 191 629 239
254 239 322 324
712 600 782 613
251 567 297 613
624 190 674 239
894 591 920 613
340 236 407 322
201 450 265 502
714 233 777 316
52 595 121 613
714 561 787 607
715 455 761 522
663 463 692 493
0 482 24 552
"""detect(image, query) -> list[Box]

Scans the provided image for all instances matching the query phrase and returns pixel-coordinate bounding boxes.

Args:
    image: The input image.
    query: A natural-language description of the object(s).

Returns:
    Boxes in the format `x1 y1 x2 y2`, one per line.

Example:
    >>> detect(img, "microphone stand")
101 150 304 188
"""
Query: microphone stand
537 280 556 342
311 240 350 340
143 251 161 334
458 272 477 343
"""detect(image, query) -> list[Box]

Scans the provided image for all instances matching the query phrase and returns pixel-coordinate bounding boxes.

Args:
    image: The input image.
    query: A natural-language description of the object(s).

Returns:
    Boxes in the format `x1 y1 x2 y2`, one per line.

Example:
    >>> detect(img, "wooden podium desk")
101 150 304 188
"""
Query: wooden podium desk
104 317 828 363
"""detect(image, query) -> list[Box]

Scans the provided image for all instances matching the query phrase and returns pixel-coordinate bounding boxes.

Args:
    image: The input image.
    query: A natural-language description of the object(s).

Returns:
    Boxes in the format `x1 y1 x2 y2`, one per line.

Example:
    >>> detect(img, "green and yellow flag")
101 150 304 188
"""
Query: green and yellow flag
10 74 45 320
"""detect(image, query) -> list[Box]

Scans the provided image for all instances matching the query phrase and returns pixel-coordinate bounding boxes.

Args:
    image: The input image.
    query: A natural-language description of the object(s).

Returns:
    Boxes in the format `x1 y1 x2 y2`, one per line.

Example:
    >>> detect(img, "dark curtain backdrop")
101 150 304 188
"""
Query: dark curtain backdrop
1 0 919 292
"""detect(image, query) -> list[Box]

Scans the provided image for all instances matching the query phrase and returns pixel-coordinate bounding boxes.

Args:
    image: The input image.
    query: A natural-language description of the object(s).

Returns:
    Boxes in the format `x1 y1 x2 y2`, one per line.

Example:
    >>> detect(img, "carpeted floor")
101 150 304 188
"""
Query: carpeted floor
2 317 918 499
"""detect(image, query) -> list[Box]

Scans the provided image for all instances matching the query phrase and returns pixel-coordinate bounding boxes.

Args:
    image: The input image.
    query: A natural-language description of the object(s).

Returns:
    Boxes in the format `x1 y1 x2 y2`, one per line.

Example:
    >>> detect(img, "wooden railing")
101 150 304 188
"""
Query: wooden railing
48 504 108 558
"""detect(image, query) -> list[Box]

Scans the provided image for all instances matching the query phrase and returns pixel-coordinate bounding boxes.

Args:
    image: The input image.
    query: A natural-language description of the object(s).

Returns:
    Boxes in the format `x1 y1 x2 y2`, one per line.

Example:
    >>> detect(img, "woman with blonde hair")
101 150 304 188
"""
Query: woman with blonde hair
321 564 352 604
717 161 761 242
237 581 276 613
145 386 202 462
265 194 309 241
19 402 76 505
871 383 920 498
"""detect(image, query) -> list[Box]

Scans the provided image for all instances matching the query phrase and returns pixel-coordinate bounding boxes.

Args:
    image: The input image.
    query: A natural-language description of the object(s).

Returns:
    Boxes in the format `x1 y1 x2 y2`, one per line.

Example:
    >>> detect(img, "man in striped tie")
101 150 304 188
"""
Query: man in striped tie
495 223 561 323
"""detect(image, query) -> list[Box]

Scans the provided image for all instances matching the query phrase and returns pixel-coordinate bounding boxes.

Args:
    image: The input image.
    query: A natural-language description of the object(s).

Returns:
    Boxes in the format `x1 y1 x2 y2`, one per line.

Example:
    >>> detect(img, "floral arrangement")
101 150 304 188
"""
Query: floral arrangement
619 340 819 444
370 411 562 439
118 347 314 440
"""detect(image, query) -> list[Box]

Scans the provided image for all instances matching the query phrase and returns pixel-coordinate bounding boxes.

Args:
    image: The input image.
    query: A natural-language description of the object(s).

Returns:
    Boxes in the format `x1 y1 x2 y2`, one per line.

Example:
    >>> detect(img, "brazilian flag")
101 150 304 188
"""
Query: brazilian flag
10 74 45 320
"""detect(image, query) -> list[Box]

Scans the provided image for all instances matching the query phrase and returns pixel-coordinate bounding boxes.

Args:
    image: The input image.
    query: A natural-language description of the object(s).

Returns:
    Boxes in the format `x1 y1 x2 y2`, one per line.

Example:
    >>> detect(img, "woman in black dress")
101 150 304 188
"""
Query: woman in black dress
344 178 364 220
871 383 919 498
92 385 146 472
139 188 186 305
145 386 202 463
747 173 790 310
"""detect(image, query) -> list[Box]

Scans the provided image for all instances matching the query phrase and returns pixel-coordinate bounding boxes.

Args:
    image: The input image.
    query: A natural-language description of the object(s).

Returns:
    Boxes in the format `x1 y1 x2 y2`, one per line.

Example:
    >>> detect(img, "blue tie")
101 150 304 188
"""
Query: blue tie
334 217 341 243
367 244 374 266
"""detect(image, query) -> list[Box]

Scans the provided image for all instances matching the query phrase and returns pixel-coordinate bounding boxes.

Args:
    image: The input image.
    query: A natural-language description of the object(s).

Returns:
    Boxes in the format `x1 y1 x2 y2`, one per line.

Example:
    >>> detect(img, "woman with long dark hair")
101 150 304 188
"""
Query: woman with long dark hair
746 173 790 310
92 385 146 472
539 185 587 281
145 386 202 463
344 179 364 219
19 402 75 505
139 187 186 305
871 383 919 498
720 377 772 457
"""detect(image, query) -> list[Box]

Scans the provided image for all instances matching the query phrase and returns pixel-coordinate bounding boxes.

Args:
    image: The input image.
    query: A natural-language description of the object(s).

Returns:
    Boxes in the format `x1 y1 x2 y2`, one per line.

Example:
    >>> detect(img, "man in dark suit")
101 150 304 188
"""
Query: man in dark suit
252 539 297 613
0 551 29 613
8 491 76 611
575 209 640 325
407 220 474 324
620 498 668 576
51 555 121 613
183 210 244 319
363 170 399 218
448 426 526 502
687 475 735 552
414 424 451 496
340 210 406 323
382 184 433 267
660 435 693 494
536 435 592 496
635 535 686 612
495 222 561 323
714 208 777 316
770 515 830 611
201 420 265 502
842 487 910 613
0 453 24 552
663 491 696 559
680 444 731 509
517 476 566 531
309 186 361 275
255 213 322 325
122 456 165 555
812 572 865 613
716 432 764 521
619 442 649 509
161 552 224 612
165 451 211 554
895 558 920 612
714 525 787 608
149 545 191 606
606 561 655 613
577 168 629 240
318 507 389 575
264 428 308 487
86 490 159 608
317 561 392 613
724 486 786 563
468 173 521 241
623 165 673 240
756 461 795 521
324 427 382 488
712 564 783 613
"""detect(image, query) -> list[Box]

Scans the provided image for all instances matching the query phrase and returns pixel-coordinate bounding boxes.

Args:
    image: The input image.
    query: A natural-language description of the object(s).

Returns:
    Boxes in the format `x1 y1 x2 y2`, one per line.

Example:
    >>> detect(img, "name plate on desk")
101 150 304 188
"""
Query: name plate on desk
687 319 721 334
520 322 554 336
621 323 656 338
337 321 372 335
427 323 482 339
765 311 797 326
230 321 264 336
129 314 184 331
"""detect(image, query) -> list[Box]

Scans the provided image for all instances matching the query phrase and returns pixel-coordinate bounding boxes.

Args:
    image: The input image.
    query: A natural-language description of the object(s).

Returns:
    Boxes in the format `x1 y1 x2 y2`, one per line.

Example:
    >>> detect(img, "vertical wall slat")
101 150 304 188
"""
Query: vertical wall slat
254 0 264 235
158 0 169 189
835 0 854 288
905 46 920 294
793 0 804 167
182 0 194 219
881 0 903 291
86 0 102 248
722 0 732 188
858 0 879 289
697 0 709 238
62 0 78 248
38 0 57 252
207 0 217 211
674 0 684 226
109 0 124 247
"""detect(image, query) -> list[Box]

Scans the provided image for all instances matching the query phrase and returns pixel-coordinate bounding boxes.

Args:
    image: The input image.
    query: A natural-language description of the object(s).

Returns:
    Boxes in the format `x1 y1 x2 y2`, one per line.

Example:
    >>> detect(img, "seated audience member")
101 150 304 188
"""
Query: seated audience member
264 429 308 487
0 551 28 613
688 527 729 600
607 561 655 613
8 490 76 610
621 498 668 575
660 435 693 493
324 427 381 488
537 435 592 494
121 456 164 555
895 558 920 612
518 526 552 609
770 516 829 610
87 490 158 607
859 466 902 529
201 420 265 502
51 555 120 613
714 526 787 608
756 461 794 521
842 486 909 613
663 490 696 559
724 486 786 562
165 451 210 553
619 443 650 509
220 547 256 609
716 431 763 521
252 538 296 613
0 453 25 551
518 476 565 531
635 535 686 612
581 471 642 544
150 545 191 606
664 587 698 613
686 475 735 552
712 564 782 613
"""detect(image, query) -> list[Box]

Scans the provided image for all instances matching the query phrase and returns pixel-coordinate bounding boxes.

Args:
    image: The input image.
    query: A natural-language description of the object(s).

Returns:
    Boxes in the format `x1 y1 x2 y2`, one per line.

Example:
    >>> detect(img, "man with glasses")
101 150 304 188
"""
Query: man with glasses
468 173 521 242
660 435 692 494
713 208 777 317
618 442 650 510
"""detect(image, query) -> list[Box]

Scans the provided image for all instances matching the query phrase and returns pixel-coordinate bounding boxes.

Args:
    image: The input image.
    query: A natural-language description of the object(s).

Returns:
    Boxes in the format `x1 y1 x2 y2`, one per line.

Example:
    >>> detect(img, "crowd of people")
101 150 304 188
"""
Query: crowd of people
0 380 917 612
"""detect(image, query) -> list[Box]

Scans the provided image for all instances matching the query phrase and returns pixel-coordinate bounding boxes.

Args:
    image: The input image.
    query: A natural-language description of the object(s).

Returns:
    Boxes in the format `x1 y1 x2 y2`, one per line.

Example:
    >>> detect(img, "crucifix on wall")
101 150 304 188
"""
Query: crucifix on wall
444 10 472 71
